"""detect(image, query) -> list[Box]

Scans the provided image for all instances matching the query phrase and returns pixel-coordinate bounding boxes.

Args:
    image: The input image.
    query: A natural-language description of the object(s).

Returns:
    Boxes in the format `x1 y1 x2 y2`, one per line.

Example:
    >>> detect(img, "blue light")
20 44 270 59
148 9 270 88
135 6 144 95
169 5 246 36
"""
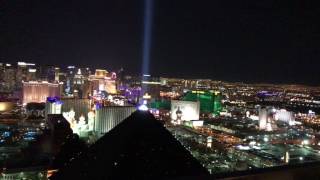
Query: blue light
23 136 35 141
95 103 102 109
141 0 154 77
47 96 61 103
55 100 63 105
138 104 148 111
25 131 36 136
3 132 10 138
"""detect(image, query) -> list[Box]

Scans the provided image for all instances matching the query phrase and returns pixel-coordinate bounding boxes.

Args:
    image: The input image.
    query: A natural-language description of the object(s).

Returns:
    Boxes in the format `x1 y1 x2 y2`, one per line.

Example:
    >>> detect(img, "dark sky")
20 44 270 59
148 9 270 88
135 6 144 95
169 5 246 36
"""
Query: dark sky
0 0 319 85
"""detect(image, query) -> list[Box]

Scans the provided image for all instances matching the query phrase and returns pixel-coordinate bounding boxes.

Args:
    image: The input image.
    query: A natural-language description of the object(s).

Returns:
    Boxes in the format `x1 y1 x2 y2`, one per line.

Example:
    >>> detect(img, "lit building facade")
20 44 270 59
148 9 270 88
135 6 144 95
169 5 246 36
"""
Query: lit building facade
61 98 91 121
65 66 75 95
259 108 267 130
171 100 200 122
274 109 295 126
89 69 117 95
22 81 60 104
0 102 15 112
94 106 136 137
16 62 36 89
54 67 60 82
73 68 91 98
182 90 222 115
26 68 37 81
259 107 278 131
45 97 63 116
2 64 16 92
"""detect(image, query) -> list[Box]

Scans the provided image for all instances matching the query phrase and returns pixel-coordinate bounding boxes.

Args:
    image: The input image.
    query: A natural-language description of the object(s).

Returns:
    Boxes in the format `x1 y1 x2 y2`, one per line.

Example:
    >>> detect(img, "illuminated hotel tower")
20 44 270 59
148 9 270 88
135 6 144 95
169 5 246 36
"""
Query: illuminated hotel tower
94 106 136 137
259 108 267 130
22 81 60 104
88 69 117 95
16 62 36 89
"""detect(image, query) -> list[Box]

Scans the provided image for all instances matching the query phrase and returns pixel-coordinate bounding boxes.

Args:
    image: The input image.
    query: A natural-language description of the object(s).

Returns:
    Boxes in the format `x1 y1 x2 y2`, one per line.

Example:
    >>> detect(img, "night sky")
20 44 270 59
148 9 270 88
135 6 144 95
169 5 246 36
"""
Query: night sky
0 0 319 85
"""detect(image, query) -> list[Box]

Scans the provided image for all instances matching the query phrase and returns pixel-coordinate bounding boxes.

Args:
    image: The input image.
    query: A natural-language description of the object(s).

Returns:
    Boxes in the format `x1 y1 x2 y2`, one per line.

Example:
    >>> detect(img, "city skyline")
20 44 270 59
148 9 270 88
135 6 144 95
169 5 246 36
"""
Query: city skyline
2 0 320 179
1 61 320 88
0 0 319 85
1 59 320 178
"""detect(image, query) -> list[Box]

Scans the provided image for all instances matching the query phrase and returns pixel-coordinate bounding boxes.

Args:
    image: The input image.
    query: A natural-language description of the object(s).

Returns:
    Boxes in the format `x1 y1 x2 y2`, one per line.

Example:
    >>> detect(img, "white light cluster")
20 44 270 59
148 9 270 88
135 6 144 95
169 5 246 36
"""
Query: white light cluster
171 100 200 121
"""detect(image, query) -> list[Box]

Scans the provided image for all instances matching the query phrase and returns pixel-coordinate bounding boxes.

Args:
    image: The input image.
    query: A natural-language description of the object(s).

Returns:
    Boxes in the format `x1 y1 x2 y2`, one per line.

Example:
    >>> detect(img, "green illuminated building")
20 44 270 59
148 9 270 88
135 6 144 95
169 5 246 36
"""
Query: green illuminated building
150 100 171 110
182 90 222 115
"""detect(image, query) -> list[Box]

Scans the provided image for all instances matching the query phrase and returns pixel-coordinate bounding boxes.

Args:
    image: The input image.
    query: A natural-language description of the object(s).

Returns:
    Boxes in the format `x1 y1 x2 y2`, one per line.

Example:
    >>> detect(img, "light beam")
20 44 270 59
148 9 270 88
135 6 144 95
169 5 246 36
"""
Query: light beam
142 0 154 77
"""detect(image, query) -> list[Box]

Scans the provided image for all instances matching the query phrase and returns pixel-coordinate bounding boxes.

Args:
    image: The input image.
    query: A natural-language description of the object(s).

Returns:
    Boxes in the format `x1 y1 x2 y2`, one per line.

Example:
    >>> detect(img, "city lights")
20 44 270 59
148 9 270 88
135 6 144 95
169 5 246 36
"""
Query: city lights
1 0 320 178
1 62 320 179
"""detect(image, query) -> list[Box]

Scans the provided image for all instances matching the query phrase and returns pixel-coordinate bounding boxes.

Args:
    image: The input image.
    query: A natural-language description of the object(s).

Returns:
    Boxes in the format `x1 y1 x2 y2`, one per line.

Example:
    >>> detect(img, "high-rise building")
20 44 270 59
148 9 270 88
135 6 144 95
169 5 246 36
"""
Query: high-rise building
182 90 222 115
2 64 15 92
16 62 36 89
22 81 60 104
259 108 267 130
61 98 91 121
274 109 295 126
213 91 222 115
39 65 56 82
26 68 37 81
73 68 90 98
88 69 117 95
54 67 60 82
65 66 76 95
81 67 91 78
116 67 124 90
94 106 136 137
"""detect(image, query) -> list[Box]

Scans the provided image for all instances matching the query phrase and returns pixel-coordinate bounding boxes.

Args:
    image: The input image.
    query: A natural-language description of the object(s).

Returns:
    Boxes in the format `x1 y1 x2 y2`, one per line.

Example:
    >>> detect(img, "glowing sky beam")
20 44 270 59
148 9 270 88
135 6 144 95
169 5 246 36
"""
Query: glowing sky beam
142 0 154 77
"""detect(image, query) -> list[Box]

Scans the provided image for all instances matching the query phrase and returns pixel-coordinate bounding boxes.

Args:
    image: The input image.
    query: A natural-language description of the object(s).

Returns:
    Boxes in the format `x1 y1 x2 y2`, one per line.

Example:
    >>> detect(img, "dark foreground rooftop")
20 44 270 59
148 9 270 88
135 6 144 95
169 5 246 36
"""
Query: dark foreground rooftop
50 111 209 179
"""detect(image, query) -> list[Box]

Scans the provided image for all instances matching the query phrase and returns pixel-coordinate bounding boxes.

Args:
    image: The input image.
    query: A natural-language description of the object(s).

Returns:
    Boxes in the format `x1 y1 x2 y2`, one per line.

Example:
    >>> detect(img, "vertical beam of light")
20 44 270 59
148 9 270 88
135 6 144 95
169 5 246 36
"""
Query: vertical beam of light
140 0 154 102
142 0 154 77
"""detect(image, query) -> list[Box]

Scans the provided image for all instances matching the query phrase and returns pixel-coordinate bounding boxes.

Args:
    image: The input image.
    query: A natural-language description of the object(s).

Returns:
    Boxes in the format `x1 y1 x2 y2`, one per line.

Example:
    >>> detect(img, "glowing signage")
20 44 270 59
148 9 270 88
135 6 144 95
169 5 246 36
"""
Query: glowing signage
171 100 200 121
143 93 151 99
28 68 37 72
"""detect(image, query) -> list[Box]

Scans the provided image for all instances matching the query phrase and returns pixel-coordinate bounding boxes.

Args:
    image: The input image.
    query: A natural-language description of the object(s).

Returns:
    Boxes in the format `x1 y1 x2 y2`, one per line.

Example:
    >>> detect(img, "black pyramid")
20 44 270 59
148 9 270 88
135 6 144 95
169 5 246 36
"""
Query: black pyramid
50 111 209 179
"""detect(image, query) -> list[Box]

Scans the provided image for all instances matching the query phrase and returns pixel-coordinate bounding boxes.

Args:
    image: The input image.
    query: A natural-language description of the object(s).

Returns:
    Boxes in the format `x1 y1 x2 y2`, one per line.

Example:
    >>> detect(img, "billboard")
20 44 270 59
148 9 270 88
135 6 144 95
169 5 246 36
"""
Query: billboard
171 100 200 121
